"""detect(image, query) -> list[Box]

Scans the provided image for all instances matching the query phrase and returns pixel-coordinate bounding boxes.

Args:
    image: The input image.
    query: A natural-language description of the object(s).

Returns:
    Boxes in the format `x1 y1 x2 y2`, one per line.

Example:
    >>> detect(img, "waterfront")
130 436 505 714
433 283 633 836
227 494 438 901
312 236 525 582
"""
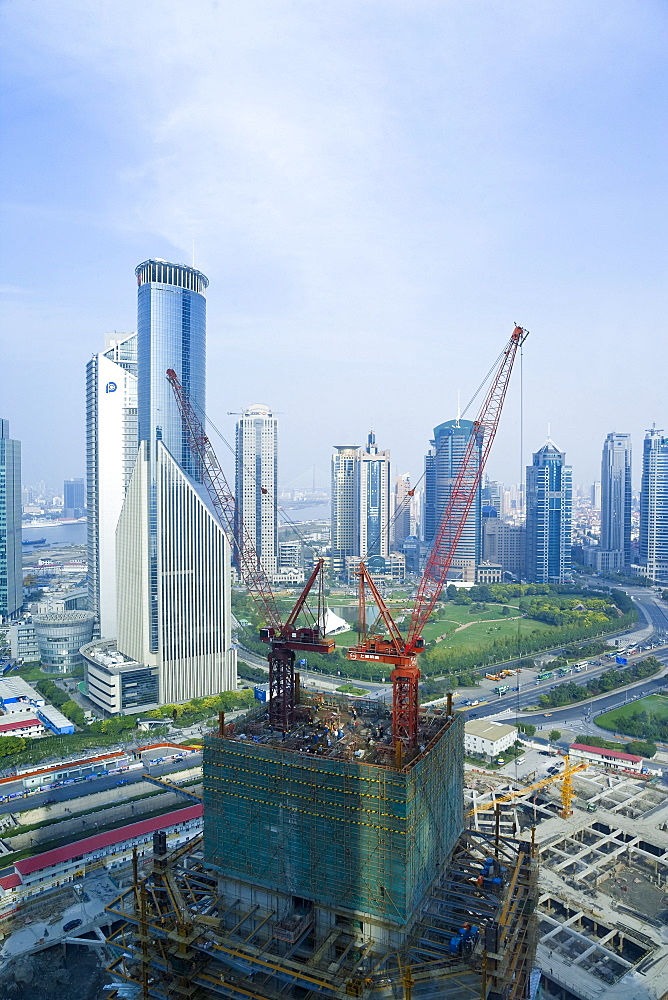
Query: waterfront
22 522 87 546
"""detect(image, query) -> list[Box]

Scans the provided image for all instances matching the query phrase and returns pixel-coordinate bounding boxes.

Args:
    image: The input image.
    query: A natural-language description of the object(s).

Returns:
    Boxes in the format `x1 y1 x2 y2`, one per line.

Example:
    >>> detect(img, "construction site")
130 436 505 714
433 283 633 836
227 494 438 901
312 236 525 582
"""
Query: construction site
466 760 668 1000
105 691 539 1000
100 329 542 998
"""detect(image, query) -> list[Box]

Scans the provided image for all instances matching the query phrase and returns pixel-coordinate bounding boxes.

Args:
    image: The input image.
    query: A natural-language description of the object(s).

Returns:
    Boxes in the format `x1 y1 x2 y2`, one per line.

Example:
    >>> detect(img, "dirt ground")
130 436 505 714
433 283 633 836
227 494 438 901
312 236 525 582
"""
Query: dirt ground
0 943 110 1000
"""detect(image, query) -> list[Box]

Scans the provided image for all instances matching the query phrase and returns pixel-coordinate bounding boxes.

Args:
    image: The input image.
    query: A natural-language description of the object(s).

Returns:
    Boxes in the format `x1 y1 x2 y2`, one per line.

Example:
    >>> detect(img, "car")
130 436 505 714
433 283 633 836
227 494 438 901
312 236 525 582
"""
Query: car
547 766 559 774
62 918 82 933
544 713 553 717
539 751 552 756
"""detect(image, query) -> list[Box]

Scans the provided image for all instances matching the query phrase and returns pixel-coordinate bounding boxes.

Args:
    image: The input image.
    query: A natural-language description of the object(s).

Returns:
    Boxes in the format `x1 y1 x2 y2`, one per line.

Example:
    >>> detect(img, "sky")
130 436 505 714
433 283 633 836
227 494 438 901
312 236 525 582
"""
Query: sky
1 0 666 493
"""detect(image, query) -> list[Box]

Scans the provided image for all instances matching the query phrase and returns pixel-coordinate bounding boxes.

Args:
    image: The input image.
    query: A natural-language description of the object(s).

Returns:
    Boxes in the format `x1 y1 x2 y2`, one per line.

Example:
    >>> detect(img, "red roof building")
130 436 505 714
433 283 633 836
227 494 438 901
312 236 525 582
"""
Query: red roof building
14 804 203 878
0 716 43 735
570 743 642 764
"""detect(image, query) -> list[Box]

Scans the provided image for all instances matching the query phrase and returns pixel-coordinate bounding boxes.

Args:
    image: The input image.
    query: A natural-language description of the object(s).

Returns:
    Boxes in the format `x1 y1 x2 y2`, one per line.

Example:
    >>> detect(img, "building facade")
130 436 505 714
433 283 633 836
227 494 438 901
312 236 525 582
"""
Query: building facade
359 432 390 560
482 520 526 579
34 611 96 674
639 427 668 585
0 420 22 621
63 478 85 517
464 720 517 758
599 432 632 572
93 261 236 712
525 439 572 584
331 446 360 577
86 333 138 638
235 404 278 579
424 418 482 581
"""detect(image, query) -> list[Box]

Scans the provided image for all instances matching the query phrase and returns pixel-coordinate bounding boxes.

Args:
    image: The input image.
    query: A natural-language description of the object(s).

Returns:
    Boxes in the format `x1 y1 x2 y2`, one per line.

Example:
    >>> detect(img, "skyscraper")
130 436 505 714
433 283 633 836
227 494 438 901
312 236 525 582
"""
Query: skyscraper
63 478 85 517
599 432 632 572
111 261 235 705
359 431 390 559
86 333 138 638
235 404 278 579
331 445 360 577
0 420 22 621
391 473 412 551
525 438 572 584
424 418 482 582
640 427 668 585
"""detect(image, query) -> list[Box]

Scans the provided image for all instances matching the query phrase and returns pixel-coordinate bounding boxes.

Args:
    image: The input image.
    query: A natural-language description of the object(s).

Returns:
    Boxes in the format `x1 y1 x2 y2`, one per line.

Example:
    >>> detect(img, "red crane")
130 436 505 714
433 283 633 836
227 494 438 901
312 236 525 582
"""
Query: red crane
167 369 335 730
348 326 527 750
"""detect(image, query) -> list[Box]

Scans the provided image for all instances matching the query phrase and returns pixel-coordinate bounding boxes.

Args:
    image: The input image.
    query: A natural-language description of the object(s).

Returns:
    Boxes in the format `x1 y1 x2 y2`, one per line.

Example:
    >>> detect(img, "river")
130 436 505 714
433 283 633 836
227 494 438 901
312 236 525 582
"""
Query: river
22 522 87 546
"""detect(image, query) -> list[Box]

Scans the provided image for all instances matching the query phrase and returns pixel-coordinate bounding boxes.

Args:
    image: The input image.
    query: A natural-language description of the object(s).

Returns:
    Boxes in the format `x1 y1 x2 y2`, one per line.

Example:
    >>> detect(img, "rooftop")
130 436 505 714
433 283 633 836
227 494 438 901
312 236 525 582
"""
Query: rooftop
464 719 517 740
570 742 642 763
224 692 454 770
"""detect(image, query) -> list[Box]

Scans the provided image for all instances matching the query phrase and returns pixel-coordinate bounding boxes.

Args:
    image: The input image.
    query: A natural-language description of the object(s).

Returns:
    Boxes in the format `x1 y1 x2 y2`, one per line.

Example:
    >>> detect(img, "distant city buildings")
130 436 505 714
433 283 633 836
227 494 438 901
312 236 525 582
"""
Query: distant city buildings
235 404 278 580
598 432 632 573
525 438 572 584
391 473 412 551
424 418 481 582
330 434 391 578
86 333 138 638
639 426 668 585
0 419 22 621
85 260 236 713
63 477 85 518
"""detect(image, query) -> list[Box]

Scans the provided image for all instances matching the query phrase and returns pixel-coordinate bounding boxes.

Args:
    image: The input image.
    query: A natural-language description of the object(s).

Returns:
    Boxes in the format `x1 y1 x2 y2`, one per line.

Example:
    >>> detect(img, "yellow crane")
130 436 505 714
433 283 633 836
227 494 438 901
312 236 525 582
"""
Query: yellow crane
467 755 588 821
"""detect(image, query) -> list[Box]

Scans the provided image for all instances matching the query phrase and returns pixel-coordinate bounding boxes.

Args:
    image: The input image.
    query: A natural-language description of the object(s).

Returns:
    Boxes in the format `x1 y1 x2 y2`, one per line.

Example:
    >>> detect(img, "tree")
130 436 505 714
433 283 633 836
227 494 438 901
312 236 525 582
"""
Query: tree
625 740 657 758
517 722 536 737
549 730 562 742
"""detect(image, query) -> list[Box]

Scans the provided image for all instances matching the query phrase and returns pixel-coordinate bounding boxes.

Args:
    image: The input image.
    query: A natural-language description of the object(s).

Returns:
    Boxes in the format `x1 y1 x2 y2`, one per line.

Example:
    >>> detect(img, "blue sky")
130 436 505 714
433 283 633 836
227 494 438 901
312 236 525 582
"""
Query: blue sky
1 0 666 491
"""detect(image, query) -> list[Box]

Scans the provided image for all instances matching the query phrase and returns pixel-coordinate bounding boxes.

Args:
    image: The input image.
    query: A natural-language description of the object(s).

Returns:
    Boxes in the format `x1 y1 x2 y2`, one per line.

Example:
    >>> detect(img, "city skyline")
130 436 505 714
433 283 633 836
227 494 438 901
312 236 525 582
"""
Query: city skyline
2 3 667 492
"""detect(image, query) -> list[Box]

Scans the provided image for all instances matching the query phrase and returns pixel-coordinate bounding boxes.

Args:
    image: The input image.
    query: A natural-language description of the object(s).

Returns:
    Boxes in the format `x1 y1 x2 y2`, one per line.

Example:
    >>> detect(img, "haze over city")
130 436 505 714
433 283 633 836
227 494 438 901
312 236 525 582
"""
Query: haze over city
2 1 666 487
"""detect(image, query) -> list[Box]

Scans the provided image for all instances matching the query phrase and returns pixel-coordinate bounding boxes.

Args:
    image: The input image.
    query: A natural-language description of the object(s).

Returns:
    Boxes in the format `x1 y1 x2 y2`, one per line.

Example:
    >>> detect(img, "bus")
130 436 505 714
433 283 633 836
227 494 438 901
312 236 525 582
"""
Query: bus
536 670 553 682
494 684 510 695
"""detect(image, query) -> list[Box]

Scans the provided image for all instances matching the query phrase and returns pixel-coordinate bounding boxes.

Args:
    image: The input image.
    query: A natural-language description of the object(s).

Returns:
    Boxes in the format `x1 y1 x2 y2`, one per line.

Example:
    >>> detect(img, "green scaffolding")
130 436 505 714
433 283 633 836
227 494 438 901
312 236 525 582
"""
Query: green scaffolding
202 713 464 924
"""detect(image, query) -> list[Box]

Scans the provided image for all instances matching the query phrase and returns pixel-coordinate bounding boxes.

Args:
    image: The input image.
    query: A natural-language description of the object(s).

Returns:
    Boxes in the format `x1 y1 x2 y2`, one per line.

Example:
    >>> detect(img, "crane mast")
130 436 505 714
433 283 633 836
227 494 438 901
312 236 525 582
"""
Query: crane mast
348 326 527 753
167 369 334 730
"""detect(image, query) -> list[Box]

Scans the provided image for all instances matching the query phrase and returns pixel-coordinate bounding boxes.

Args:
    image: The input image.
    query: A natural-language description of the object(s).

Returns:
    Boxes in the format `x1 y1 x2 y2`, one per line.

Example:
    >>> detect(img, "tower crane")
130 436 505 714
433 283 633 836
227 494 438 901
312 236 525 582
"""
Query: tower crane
466 756 588 821
167 369 335 730
348 326 528 752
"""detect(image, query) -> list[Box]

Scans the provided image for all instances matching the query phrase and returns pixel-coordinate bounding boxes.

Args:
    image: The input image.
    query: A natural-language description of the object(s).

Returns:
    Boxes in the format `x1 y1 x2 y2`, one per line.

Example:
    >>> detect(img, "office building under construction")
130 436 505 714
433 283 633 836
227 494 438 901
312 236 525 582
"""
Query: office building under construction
105 692 539 998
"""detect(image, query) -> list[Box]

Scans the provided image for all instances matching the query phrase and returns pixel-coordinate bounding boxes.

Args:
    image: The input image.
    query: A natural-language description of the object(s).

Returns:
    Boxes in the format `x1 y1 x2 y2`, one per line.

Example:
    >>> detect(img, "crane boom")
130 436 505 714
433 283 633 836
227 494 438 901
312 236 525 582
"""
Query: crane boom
347 325 527 753
407 325 527 649
167 369 334 729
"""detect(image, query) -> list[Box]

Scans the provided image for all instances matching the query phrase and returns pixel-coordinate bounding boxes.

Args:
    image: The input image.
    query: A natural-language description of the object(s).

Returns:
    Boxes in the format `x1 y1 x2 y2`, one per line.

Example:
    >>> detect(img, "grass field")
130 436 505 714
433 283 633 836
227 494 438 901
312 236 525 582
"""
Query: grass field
596 694 668 732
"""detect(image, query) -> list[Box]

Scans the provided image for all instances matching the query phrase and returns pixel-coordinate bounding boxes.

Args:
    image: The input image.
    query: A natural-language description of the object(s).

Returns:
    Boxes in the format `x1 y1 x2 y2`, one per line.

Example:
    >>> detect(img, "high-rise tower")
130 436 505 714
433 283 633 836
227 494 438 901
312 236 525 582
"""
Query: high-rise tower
111 261 235 705
0 420 22 621
86 333 138 638
599 432 632 572
424 418 482 582
391 473 412 551
525 438 572 583
359 431 390 559
235 404 278 579
331 445 360 577
640 427 668 585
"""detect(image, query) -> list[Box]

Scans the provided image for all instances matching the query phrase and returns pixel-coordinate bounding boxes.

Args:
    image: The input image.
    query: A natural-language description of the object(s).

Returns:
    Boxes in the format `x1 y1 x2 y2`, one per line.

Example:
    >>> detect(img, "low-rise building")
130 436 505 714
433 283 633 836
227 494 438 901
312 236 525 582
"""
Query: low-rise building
569 743 643 773
34 611 96 674
8 621 39 664
464 719 518 758
0 714 45 738
0 805 203 920
81 639 159 716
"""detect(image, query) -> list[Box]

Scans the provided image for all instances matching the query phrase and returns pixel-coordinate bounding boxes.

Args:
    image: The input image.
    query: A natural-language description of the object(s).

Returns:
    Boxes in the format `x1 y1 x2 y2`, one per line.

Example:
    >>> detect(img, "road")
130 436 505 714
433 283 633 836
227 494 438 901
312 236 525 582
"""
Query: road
0 753 202 817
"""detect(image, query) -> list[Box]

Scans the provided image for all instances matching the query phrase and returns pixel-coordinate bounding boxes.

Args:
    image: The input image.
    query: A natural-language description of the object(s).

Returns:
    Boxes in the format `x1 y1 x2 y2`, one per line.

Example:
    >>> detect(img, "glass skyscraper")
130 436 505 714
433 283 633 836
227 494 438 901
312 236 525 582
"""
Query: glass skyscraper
86 261 236 712
640 427 668 585
359 431 390 560
424 418 482 582
0 419 22 620
599 432 632 572
525 439 572 584
135 260 208 652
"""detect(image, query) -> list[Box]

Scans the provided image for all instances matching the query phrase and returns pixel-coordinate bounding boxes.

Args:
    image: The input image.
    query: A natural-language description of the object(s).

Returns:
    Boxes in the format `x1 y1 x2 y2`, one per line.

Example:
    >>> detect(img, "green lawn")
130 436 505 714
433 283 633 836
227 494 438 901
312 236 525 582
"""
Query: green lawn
596 694 668 732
